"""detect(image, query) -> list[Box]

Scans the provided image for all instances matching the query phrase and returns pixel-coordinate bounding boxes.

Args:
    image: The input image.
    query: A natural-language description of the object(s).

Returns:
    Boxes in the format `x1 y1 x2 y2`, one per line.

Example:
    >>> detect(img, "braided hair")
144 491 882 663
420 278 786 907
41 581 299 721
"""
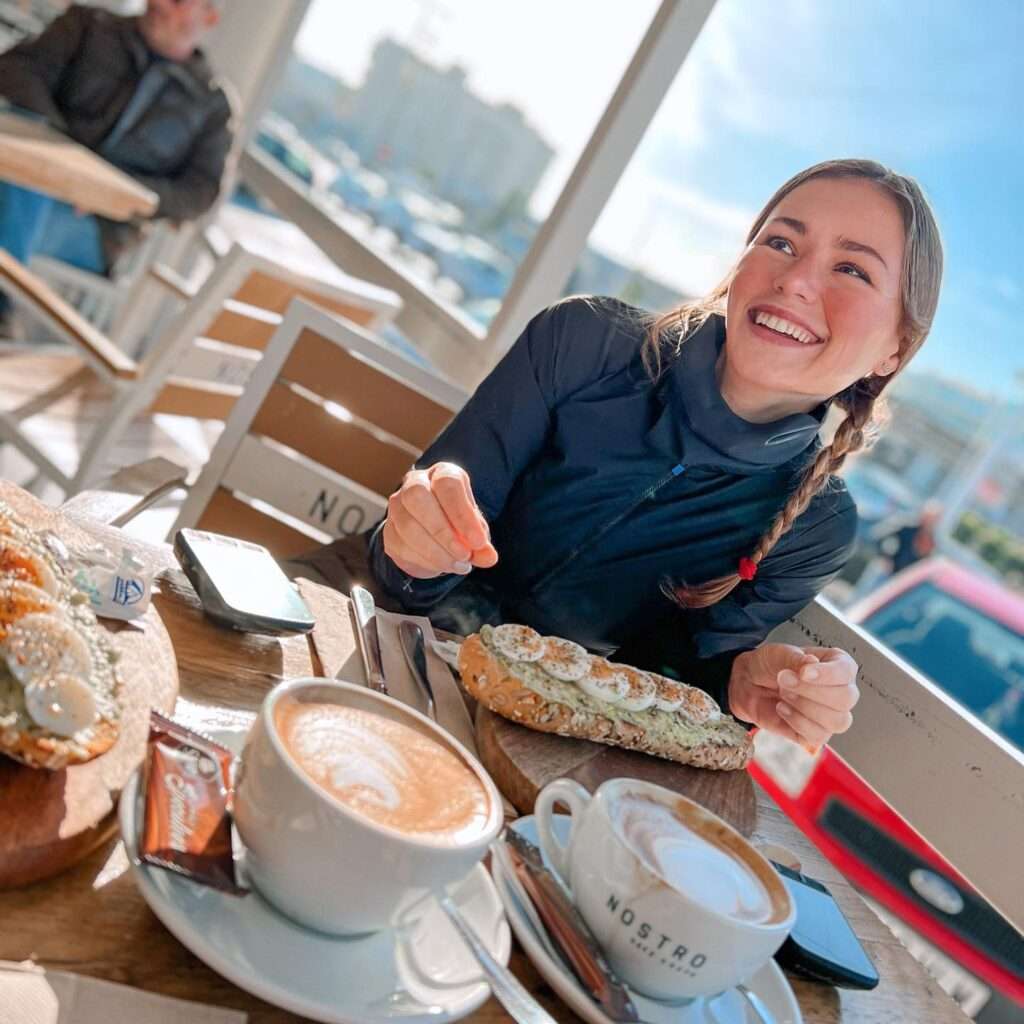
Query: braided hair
644 159 944 610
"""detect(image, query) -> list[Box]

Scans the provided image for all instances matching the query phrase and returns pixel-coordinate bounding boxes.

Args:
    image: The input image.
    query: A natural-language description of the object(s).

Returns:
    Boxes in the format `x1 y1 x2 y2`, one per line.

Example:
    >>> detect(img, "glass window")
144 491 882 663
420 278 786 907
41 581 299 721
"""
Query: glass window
861 581 1024 749
252 0 660 325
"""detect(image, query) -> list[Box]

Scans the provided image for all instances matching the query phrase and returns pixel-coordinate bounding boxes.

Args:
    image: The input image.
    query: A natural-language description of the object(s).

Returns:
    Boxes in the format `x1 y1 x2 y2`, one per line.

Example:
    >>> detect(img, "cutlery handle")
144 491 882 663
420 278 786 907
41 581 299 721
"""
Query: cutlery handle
438 893 558 1024
736 982 777 1024
350 586 387 694
398 620 436 719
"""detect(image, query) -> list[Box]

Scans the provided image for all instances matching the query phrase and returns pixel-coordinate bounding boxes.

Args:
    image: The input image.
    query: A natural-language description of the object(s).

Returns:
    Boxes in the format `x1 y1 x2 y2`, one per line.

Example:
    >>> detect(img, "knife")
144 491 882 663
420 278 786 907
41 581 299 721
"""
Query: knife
398 620 436 720
349 585 387 694
503 829 640 1022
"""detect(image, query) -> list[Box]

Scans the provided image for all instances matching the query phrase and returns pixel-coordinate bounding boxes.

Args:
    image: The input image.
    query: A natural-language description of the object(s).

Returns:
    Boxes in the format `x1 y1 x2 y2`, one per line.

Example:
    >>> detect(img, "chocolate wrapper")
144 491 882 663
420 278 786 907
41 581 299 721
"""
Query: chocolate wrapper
140 710 248 895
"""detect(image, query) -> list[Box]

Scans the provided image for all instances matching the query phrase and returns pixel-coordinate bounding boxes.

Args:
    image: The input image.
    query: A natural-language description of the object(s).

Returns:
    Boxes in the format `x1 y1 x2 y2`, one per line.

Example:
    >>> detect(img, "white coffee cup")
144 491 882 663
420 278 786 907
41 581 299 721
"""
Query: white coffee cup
233 677 503 935
535 777 795 1002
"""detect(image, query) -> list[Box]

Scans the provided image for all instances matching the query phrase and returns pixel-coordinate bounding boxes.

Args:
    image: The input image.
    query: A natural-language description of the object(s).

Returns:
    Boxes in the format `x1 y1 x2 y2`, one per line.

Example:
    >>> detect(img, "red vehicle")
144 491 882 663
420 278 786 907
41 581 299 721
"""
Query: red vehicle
749 558 1024 1023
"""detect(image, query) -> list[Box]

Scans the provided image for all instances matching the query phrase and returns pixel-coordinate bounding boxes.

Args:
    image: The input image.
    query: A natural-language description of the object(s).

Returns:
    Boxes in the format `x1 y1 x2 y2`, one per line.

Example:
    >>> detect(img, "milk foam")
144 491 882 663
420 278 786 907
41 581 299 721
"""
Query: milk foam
274 700 491 844
612 796 773 923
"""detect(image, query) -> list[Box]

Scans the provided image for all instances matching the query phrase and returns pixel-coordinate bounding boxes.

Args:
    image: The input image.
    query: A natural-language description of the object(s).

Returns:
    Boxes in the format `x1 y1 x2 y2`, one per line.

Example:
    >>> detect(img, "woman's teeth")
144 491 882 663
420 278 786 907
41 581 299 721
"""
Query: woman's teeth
753 311 819 344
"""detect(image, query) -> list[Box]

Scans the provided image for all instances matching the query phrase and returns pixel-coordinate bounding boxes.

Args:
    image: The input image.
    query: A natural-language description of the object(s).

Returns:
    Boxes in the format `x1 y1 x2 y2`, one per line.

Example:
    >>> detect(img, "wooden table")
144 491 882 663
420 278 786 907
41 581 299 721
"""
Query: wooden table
0 111 158 221
0 498 969 1024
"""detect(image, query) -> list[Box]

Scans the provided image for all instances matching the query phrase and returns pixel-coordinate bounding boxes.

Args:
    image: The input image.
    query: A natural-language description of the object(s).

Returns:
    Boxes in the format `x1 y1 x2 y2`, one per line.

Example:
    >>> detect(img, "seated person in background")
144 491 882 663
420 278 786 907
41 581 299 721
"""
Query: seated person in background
0 0 234 290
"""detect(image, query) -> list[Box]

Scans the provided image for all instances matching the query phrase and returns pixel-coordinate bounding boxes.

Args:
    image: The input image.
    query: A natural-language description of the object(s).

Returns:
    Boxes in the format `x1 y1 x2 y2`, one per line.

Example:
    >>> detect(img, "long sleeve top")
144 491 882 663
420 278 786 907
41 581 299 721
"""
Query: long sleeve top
370 297 858 710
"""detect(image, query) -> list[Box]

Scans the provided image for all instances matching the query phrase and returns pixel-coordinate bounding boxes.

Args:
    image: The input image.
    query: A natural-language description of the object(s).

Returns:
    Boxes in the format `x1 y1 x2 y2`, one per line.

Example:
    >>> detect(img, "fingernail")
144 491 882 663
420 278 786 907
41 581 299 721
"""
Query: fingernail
802 667 819 681
452 561 472 574
777 702 790 717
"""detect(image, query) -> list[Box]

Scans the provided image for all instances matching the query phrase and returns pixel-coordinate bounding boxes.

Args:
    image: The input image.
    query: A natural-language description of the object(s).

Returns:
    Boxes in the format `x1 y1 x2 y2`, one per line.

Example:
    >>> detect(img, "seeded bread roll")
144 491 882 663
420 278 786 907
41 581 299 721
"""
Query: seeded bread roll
458 626 752 771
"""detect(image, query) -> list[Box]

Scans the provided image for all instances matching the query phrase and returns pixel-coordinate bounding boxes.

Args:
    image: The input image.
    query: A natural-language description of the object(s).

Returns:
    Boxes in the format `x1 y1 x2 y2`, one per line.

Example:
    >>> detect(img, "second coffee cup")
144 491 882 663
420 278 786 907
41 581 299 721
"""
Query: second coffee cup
535 777 794 1002
233 677 504 935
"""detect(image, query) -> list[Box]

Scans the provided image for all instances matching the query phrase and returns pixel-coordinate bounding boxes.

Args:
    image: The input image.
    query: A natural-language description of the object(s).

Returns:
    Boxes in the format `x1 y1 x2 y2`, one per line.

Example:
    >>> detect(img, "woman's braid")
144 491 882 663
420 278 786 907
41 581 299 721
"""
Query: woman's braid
671 388 878 610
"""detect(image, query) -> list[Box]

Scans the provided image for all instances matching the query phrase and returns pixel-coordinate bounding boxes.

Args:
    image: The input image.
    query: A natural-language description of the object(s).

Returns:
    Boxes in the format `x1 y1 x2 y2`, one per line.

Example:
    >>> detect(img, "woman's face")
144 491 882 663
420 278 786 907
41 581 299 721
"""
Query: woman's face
722 177 906 419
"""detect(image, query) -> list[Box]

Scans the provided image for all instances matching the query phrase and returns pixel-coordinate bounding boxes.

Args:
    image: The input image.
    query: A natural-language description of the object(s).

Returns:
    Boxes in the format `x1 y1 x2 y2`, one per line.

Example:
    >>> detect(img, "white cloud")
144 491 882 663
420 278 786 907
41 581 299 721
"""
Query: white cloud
668 0 1015 160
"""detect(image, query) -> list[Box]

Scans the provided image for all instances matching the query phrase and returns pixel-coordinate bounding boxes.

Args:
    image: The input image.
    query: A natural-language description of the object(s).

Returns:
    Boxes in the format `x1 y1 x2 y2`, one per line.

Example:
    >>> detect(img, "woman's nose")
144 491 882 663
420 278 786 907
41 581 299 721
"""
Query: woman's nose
773 257 822 303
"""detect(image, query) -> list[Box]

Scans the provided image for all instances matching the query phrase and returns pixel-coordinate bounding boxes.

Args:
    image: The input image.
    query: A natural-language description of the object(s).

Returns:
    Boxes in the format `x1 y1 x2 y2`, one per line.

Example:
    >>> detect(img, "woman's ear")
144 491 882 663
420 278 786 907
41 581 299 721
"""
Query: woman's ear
871 353 900 378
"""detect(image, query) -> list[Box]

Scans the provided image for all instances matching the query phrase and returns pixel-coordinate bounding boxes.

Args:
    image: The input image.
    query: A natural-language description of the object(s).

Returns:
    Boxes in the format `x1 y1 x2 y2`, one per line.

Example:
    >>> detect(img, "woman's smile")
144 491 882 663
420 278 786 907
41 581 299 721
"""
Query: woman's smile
746 305 825 347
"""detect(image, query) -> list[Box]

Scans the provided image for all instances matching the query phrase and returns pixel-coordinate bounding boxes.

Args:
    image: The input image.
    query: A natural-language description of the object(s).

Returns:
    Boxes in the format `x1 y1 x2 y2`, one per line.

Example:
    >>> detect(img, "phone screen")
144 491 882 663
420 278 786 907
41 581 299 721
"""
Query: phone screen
774 864 879 988
176 531 314 632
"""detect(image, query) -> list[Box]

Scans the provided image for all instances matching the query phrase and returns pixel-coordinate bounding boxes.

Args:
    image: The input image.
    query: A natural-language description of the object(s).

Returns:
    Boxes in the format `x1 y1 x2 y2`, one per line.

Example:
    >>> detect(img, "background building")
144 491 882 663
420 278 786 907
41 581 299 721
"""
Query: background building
343 39 554 219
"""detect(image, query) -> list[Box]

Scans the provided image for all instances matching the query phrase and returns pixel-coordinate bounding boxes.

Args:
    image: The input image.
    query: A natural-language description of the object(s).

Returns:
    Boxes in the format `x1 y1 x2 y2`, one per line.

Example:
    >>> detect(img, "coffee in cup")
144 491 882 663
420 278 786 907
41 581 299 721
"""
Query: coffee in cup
234 678 503 935
535 778 794 1002
272 698 492 845
609 792 776 923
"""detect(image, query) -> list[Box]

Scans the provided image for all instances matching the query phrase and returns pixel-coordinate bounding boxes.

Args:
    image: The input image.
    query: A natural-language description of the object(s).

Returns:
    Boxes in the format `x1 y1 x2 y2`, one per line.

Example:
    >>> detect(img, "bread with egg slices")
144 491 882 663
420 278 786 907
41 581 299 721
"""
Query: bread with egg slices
458 624 752 771
0 503 123 770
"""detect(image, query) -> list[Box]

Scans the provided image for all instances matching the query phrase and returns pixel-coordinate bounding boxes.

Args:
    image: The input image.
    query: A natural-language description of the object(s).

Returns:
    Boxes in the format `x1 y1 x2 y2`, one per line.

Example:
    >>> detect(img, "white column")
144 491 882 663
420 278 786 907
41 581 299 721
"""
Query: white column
481 0 717 369
204 0 312 140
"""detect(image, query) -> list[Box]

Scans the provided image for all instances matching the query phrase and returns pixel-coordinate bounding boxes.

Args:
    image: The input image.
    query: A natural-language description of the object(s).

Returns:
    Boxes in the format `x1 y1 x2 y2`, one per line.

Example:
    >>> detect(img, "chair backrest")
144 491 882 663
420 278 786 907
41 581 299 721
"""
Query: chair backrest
170 298 467 558
148 241 403 419
63 244 400 493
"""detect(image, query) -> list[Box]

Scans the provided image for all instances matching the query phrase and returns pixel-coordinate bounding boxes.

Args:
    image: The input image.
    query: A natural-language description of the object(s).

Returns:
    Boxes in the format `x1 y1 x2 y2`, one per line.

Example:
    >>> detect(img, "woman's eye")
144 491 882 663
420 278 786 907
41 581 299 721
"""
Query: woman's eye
837 262 871 283
764 235 794 255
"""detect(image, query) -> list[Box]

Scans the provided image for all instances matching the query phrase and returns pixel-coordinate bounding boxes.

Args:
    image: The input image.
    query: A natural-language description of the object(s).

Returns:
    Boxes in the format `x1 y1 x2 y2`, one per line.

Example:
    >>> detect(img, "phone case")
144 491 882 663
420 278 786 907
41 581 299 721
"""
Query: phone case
174 530 315 634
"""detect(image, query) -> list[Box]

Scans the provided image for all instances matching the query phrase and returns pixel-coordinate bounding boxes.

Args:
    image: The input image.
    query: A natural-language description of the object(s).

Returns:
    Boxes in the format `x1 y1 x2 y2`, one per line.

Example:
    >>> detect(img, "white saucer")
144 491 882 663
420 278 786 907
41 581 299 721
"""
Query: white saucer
492 816 803 1024
118 727 510 1024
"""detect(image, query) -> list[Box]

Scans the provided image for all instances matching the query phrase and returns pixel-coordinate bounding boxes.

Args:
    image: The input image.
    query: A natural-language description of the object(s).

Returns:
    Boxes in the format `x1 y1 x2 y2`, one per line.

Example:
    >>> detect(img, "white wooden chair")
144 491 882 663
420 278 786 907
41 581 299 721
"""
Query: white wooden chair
170 297 467 558
0 243 402 497
28 221 176 336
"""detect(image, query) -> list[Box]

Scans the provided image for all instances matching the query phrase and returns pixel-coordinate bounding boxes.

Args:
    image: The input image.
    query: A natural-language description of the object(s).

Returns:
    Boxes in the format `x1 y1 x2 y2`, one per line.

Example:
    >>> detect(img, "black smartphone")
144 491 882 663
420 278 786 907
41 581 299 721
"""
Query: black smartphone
174 529 315 635
772 861 880 990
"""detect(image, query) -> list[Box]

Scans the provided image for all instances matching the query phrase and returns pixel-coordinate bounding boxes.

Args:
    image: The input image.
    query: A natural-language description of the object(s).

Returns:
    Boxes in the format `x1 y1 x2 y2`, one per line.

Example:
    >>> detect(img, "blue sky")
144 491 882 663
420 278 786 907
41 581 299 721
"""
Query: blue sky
296 0 1022 398
590 0 1024 399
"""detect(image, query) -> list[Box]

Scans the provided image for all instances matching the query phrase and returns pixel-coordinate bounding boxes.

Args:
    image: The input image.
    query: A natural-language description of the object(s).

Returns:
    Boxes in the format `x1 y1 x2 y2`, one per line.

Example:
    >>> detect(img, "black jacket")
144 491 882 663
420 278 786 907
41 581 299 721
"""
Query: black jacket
370 298 858 710
0 5 234 265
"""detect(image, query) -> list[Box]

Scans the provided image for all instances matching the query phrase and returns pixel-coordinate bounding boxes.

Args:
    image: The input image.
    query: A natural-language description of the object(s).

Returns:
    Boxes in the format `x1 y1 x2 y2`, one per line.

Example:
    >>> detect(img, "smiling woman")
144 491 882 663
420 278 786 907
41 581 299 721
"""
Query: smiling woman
301 159 944 753
648 160 943 614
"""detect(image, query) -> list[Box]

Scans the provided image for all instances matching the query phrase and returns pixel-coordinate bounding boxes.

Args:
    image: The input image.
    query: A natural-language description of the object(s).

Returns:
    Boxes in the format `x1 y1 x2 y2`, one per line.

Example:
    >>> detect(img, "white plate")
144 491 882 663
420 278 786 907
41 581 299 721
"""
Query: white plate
493 815 803 1024
118 726 510 1024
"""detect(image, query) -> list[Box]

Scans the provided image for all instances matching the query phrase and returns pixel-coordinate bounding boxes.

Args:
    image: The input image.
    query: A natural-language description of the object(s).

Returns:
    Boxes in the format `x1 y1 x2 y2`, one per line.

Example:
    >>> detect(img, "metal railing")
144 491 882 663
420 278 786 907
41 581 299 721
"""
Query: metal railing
238 146 491 391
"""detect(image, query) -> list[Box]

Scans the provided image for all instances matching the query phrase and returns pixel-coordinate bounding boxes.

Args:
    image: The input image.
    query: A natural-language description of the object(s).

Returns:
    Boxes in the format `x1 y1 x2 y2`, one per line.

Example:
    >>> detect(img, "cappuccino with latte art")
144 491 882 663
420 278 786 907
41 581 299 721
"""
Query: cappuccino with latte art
273 699 492 844
233 678 502 935
535 777 795 1002
609 795 777 924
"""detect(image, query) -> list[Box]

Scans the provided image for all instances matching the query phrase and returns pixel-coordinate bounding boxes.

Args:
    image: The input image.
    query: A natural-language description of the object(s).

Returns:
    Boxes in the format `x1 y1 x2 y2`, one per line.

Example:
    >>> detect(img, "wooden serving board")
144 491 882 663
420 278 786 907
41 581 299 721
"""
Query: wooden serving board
475 706 758 837
0 484 179 889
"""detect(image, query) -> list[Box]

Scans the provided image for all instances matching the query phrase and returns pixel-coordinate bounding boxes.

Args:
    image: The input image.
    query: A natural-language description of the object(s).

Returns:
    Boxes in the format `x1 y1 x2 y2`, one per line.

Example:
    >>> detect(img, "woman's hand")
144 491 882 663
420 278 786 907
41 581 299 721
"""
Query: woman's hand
382 462 499 579
727 644 860 748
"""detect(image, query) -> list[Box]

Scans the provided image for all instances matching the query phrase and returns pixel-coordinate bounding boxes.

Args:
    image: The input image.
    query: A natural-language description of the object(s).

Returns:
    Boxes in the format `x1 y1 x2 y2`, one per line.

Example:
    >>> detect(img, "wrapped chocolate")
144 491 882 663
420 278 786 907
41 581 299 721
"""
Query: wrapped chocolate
140 711 248 895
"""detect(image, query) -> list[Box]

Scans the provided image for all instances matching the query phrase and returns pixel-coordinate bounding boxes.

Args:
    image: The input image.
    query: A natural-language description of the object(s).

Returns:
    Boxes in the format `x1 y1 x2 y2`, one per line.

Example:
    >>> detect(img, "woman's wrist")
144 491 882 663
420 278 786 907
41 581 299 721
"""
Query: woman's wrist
727 649 757 724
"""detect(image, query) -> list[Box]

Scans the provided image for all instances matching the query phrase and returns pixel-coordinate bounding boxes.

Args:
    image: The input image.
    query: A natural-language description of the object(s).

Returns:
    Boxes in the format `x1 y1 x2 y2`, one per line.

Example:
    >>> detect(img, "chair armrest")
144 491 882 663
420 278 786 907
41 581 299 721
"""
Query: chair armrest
61 457 188 527
0 248 138 381
202 224 232 260
147 262 197 302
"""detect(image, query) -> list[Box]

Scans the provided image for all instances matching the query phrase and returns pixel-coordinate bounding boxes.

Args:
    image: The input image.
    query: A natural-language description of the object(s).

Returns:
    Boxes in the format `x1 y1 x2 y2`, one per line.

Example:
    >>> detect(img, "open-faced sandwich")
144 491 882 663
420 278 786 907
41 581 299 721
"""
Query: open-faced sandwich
459 624 752 770
0 503 122 770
